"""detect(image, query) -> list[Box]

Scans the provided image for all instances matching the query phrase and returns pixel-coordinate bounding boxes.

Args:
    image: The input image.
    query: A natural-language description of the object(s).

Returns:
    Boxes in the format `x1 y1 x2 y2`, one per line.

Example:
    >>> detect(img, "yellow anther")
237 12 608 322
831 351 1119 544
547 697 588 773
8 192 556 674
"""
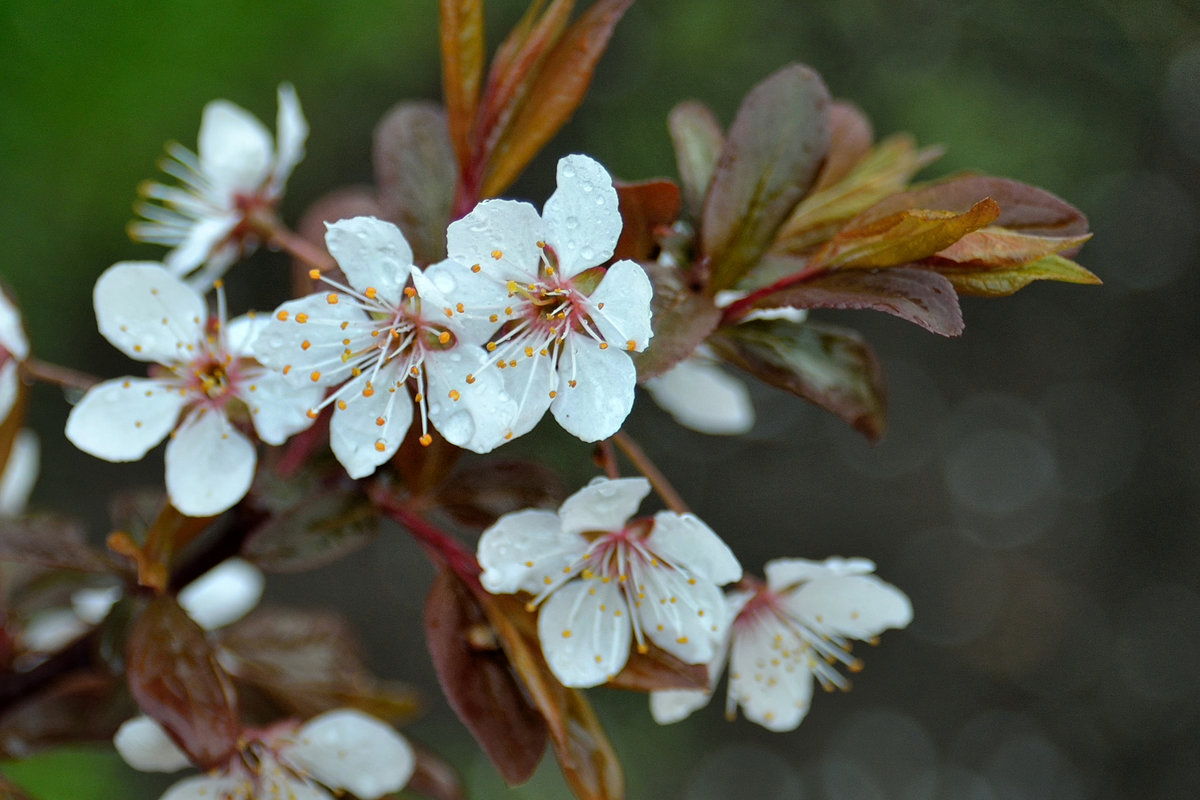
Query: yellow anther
466 374 476 384
337 400 347 410
443 308 454 318
626 340 637 351
301 340 311 350
365 287 377 299
599 342 609 350
456 303 464 313
283 365 292 375
488 314 499 323
597 302 605 310
306 409 318 419
486 342 497 352
491 249 503 260
374 441 386 452
438 331 451 344
404 286 417 298
340 321 349 330
524 347 534 358
363 384 375 397
568 379 578 388
449 389 461 401
376 417 386 427
309 269 321 280
549 390 557 398
310 371 321 382
419 434 433 446
562 630 572 639
296 313 309 324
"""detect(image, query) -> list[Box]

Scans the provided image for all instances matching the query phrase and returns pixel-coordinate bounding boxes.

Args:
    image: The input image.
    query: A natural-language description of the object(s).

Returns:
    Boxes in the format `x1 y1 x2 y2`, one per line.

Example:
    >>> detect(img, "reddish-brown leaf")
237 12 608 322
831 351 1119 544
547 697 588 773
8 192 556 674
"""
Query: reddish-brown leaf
604 644 709 693
374 102 457 265
702 64 832 292
407 742 467 800
612 180 682 263
481 0 635 198
668 101 724 218
750 267 964 337
433 460 566 529
0 672 124 757
811 101 874 193
0 515 112 573
711 319 888 441
854 175 1089 236
812 198 1000 270
425 570 548 786
126 596 239 769
439 0 485 170
243 481 378 573
291 187 383 297
930 227 1092 267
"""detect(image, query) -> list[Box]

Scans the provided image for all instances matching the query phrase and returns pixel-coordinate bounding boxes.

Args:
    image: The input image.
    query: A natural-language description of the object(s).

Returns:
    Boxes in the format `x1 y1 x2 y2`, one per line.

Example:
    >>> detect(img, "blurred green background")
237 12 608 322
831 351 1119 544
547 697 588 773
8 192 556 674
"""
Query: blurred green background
3 0 1200 798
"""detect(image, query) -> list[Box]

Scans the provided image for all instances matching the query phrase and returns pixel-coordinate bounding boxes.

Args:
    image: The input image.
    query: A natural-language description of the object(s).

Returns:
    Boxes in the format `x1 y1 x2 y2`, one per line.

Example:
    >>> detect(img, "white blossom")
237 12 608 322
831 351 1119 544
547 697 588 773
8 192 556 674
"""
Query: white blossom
129 84 308 287
114 709 414 800
0 287 29 428
0 429 38 516
65 263 321 516
650 556 912 731
478 476 741 688
256 216 515 478
431 154 653 444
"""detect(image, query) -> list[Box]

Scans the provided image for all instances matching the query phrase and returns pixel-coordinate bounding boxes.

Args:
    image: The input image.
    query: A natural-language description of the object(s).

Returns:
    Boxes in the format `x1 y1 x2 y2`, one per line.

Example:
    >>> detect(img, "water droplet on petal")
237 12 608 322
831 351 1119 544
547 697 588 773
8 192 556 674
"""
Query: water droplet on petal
581 247 595 261
582 183 593 193
565 216 580 230
562 165 576 179
595 197 605 207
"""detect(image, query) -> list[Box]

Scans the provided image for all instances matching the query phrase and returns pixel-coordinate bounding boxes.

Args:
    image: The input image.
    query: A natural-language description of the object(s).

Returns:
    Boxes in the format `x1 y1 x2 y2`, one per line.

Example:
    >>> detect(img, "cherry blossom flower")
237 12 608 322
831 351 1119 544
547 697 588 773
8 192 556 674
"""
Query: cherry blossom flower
256 216 515 478
114 709 414 800
65 263 321 516
431 154 653 443
477 476 742 688
129 84 308 287
650 556 912 731
0 429 38 517
0 287 29 428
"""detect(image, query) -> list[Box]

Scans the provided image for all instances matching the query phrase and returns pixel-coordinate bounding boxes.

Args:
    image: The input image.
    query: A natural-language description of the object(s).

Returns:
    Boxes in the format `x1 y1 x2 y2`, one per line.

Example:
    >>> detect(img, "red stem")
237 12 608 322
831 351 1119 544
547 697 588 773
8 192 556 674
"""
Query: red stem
261 220 337 273
20 358 99 391
719 261 828 325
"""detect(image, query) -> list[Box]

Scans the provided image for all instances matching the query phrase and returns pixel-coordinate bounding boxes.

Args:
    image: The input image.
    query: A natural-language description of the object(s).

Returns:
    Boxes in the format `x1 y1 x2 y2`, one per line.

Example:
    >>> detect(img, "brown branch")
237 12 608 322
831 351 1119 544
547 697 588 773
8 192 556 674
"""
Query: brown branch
612 431 690 515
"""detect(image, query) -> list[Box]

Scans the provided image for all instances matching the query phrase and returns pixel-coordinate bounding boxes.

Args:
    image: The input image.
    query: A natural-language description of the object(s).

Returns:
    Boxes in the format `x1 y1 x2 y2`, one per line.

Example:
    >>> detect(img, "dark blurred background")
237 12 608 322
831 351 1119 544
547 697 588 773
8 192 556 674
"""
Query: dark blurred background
3 0 1199 797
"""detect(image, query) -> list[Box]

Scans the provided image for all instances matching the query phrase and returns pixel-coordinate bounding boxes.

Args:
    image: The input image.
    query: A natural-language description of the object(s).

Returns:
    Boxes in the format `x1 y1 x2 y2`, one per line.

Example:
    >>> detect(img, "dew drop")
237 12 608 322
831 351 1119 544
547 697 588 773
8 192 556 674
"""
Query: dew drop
580 247 595 261
595 197 605 207
565 216 580 230
268 335 283 349
582 183 593 193
562 165 576 178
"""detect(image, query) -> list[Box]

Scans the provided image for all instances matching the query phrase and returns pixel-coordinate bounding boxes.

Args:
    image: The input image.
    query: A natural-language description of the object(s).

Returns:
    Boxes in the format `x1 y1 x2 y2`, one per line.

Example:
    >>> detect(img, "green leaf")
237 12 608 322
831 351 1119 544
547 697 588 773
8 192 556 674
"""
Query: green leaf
668 101 724 218
710 319 887 441
631 259 722 381
751 267 964 337
773 133 943 255
812 198 1000 270
125 596 239 769
937 254 1103 297
481 0 634 199
439 0 485 170
373 102 457 265
701 64 831 293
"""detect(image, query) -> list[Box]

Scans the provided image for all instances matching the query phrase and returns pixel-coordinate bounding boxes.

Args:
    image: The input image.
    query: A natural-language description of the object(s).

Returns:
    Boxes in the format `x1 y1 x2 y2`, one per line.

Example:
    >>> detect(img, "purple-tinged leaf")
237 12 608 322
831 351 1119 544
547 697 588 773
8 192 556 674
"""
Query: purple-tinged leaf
612 180 682 264
481 0 635 199
702 64 832 292
811 198 1000 270
668 101 724 218
439 0 485 171
126 596 239 769
855 175 1089 236
374 103 457 265
751 267 964 337
811 101 874 193
433 461 566 529
711 319 887 441
408 742 467 800
0 516 112 573
425 570 547 786
631 260 722 381
0 672 124 757
244 481 378 573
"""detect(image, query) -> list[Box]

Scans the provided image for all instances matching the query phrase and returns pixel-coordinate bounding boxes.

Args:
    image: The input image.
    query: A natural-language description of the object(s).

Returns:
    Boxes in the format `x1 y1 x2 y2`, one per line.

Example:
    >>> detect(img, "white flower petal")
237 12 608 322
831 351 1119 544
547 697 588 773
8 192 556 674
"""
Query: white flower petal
93 263 205 363
0 290 28 360
542 155 621 278
255 294 367 388
586 259 654 352
161 775 244 800
20 609 89 654
781 574 913 639
425 346 516 454
284 709 414 799
271 82 308 195
324 217 413 305
647 512 742 586
538 579 631 688
164 214 240 280
224 313 270 359
66 378 184 461
0 428 37 516
496 344 556 441
329 364 412 479
478 508 580 595
243 368 323 446
644 356 755 435
638 565 727 665
165 410 256 516
764 557 877 592
114 716 192 773
558 476 650 538
0 361 18 425
649 685 713 726
178 558 264 630
728 616 813 732
550 337 636 442
198 98 274 194
71 586 121 624
446 199 545 282
418 260 502 346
